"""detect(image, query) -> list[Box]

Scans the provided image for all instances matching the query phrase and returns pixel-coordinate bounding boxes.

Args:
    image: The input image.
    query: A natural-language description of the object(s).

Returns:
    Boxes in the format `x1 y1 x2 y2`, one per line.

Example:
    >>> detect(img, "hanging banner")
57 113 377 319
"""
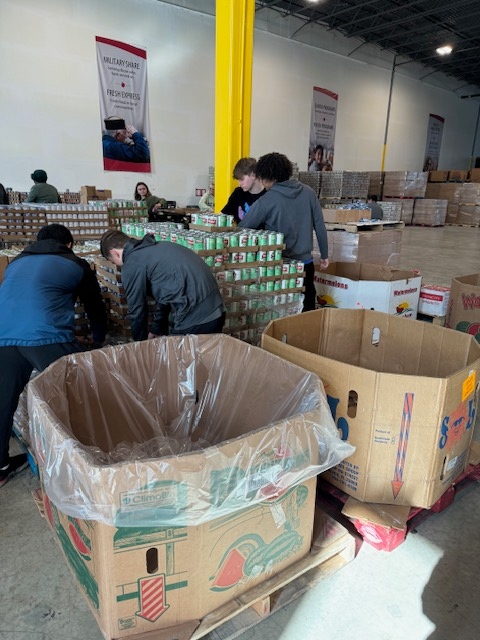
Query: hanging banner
423 114 444 172
308 87 338 172
96 36 151 173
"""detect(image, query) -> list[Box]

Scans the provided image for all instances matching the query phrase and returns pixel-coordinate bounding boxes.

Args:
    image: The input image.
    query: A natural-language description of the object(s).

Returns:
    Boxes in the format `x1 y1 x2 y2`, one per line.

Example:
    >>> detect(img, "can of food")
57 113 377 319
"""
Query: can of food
206 236 216 250
289 278 296 289
239 233 249 247
275 265 282 277
204 255 214 267
282 262 290 274
266 281 275 291
296 277 304 287
216 271 226 282
276 232 284 245
258 233 269 246
246 250 256 263
267 231 277 245
281 279 289 290
229 234 239 247
266 265 275 277
296 261 305 274
217 214 227 227
267 249 276 262
274 281 281 291
274 249 282 261
215 235 224 250
247 233 259 246
226 215 234 226
214 254 224 267
258 250 267 262
224 269 234 282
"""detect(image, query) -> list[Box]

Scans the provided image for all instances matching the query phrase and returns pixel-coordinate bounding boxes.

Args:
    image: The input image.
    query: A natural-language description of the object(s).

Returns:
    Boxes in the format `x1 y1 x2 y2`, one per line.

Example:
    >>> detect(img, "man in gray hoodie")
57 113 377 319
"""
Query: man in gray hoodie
100 231 225 340
239 152 329 311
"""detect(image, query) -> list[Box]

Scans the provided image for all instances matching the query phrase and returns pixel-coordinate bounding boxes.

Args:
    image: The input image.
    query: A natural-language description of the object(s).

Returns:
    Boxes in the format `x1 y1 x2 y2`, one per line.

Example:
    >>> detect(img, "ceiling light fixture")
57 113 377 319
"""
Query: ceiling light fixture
436 45 452 56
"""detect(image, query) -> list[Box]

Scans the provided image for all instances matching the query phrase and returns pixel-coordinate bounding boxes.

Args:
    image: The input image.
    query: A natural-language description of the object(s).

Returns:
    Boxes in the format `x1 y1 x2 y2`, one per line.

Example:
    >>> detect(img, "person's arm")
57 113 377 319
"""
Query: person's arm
150 303 171 337
25 185 38 203
237 198 266 229
77 260 108 343
198 192 213 212
221 189 238 216
311 197 329 267
122 264 150 341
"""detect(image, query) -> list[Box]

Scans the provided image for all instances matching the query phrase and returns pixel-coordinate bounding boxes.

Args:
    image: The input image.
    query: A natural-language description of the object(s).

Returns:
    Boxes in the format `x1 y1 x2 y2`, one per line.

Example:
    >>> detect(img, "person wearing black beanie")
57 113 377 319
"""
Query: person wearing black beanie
26 169 61 203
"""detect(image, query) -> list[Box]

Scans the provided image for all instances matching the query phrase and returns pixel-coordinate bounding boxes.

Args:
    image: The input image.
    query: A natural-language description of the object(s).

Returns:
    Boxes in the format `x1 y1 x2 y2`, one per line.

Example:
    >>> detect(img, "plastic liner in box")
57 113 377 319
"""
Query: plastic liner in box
28 334 354 527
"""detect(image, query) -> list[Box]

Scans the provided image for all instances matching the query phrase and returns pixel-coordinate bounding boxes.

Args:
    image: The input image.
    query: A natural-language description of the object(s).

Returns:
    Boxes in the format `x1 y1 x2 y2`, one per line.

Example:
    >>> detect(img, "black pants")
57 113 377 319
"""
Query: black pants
302 262 316 312
0 343 86 467
170 312 226 336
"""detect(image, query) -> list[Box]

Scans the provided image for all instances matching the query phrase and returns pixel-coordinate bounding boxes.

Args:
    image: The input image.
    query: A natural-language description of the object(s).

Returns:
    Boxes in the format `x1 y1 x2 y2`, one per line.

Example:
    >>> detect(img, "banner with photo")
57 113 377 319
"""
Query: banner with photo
308 86 338 172
423 114 444 172
96 36 151 172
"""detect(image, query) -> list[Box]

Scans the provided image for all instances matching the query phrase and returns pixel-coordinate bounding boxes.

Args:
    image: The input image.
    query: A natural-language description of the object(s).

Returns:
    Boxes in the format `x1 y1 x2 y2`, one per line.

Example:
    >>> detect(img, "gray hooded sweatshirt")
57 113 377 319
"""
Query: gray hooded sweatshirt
238 179 328 263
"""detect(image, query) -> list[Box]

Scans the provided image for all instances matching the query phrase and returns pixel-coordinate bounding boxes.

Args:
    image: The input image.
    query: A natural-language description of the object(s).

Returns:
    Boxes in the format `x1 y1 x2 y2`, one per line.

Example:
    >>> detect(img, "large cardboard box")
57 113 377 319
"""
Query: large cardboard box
418 284 450 317
28 334 352 639
323 208 371 223
446 273 480 342
314 262 421 318
262 309 480 508
429 170 449 182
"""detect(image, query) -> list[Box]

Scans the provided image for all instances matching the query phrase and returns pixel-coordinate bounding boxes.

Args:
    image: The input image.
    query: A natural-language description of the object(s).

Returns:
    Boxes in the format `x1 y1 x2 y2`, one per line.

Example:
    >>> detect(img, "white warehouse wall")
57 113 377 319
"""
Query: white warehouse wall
1 0 479 205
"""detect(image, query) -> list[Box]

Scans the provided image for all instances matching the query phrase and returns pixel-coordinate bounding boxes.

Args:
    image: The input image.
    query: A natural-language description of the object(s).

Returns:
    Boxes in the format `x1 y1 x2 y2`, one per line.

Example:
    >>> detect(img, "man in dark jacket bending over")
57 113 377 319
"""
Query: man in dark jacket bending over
100 230 225 341
0 224 107 488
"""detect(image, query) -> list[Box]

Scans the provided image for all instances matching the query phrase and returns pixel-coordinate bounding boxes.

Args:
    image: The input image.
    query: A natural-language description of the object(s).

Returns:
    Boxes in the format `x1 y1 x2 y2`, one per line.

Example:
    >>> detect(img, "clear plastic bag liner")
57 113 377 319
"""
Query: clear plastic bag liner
28 334 354 527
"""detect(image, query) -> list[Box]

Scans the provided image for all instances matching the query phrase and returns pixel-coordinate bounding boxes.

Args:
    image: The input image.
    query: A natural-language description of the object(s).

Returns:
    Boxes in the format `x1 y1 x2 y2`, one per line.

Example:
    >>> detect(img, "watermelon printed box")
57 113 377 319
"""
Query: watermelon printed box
40 477 315 639
28 334 352 638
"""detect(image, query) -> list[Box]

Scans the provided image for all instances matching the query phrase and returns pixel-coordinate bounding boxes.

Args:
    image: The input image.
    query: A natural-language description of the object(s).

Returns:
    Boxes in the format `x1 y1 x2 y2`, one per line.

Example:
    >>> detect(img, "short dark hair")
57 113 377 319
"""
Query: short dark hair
100 230 130 258
314 144 324 154
37 224 74 245
255 153 293 183
370 195 378 202
233 157 257 179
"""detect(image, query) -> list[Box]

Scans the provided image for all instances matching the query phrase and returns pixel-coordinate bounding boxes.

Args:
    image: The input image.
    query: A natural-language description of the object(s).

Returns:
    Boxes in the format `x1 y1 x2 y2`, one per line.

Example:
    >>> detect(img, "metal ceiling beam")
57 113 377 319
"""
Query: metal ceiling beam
344 0 475 39
331 0 428 33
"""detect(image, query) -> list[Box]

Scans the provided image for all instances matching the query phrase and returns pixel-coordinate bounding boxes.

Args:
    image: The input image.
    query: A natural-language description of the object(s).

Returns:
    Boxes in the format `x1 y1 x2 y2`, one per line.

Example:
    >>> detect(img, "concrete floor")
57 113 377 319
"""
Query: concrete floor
1 225 480 640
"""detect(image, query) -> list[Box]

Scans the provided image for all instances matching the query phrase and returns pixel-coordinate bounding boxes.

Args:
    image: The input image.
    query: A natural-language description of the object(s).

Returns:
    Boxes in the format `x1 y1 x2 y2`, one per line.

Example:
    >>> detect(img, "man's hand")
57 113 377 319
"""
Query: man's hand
319 258 329 269
126 124 138 136
148 332 160 340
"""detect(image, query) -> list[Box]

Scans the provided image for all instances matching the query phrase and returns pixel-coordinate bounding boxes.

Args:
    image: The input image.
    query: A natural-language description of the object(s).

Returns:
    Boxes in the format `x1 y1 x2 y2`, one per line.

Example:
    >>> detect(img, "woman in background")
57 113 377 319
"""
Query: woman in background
134 182 166 221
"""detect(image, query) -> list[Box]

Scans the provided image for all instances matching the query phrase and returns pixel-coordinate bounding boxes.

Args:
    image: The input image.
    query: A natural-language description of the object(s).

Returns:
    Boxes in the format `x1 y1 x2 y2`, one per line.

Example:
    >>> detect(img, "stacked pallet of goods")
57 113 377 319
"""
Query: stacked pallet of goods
456 183 480 225
382 171 428 225
412 199 448 226
103 221 305 345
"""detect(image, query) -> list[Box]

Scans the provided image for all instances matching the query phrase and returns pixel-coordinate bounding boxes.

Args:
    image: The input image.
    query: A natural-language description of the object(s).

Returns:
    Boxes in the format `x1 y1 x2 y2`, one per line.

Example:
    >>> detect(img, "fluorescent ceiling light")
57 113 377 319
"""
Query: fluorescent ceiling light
436 45 452 55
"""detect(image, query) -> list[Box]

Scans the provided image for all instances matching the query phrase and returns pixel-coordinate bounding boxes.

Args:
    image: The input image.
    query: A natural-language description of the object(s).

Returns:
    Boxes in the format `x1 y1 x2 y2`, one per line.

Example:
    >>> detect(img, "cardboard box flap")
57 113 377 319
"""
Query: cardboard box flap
28 334 354 527
342 496 411 530
323 262 419 283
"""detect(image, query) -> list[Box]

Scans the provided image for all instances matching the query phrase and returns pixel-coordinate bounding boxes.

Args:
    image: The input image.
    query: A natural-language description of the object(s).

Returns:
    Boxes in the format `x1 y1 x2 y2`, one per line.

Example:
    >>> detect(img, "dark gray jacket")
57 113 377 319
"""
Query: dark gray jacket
238 180 328 262
122 234 225 340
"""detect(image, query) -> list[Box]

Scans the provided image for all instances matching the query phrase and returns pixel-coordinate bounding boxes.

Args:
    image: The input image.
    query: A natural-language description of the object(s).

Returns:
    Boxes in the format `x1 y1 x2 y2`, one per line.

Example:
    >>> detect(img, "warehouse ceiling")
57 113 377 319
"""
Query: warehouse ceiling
159 0 480 96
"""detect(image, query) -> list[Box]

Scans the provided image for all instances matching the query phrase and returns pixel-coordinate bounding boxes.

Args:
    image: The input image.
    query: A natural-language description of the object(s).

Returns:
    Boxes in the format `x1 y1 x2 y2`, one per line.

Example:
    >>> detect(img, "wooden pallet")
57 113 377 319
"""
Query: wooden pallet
325 220 404 233
191 507 358 640
316 449 480 552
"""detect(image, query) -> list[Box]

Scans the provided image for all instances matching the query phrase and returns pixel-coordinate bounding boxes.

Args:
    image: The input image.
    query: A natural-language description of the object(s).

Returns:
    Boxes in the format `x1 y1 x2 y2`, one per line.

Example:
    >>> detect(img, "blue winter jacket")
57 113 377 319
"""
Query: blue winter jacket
0 240 107 346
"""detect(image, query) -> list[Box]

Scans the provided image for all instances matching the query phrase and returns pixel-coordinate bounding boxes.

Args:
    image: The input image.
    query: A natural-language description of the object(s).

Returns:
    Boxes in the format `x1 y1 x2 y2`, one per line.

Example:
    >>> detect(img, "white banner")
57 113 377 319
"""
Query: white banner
423 114 444 172
96 36 151 173
308 86 338 172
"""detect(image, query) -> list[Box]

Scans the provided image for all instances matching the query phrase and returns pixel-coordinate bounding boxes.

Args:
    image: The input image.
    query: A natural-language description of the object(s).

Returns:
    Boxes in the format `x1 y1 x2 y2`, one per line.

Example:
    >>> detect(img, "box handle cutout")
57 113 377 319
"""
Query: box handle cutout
371 327 380 347
146 548 159 574
440 457 446 481
347 391 358 418
281 333 288 343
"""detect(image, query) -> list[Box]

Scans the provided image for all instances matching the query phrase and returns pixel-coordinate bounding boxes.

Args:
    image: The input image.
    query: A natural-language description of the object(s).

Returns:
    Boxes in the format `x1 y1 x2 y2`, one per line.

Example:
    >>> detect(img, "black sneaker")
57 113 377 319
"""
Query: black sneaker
0 453 29 488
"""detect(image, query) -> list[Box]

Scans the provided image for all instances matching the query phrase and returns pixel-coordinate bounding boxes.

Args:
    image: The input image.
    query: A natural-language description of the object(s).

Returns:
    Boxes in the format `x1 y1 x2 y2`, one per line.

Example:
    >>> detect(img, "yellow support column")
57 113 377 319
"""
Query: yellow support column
215 0 255 212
